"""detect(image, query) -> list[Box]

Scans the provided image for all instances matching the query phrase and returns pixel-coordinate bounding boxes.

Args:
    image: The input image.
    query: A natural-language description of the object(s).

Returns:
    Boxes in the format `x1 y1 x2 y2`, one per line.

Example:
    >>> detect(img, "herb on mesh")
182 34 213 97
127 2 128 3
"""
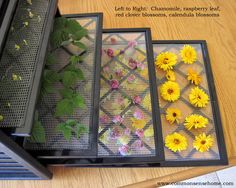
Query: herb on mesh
29 111 46 143
56 119 88 141
38 17 88 141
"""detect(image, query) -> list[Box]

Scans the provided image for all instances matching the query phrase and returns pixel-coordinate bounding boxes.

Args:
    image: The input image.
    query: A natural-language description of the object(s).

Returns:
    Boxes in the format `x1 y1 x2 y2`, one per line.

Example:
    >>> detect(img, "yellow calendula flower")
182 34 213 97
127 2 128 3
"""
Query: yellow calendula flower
184 114 208 130
165 132 188 152
144 127 154 137
166 70 176 81
155 52 177 71
160 81 180 102
180 45 197 64
131 118 146 129
187 69 201 85
142 94 151 111
189 87 209 108
0 115 4 122
166 108 182 124
193 133 214 152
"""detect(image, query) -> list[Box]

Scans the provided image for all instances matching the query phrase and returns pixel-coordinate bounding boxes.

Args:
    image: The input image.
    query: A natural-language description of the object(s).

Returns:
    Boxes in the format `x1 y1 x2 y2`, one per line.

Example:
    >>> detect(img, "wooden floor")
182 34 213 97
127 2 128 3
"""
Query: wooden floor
1 0 236 187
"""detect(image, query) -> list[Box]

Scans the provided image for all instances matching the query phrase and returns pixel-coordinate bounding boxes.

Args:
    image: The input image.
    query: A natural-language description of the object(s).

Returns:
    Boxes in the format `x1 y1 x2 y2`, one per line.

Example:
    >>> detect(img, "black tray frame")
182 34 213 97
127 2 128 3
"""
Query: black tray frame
152 40 228 167
0 0 17 56
27 12 104 158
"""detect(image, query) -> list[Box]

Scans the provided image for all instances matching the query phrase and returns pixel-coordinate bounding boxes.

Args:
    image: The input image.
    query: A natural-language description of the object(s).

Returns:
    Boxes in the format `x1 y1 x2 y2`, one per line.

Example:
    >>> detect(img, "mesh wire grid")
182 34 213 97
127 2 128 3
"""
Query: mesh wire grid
0 0 49 128
98 32 156 157
152 43 220 161
24 16 99 151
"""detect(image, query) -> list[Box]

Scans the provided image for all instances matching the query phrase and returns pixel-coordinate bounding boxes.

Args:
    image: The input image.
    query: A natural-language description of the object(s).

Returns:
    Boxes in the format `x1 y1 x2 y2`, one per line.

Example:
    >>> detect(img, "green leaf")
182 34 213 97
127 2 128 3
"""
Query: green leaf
41 69 59 95
30 112 46 143
56 123 72 141
75 123 88 139
73 93 85 108
72 29 88 41
62 70 79 87
46 53 57 65
59 88 73 98
69 55 81 64
65 19 83 34
54 17 67 31
55 98 74 116
72 41 87 50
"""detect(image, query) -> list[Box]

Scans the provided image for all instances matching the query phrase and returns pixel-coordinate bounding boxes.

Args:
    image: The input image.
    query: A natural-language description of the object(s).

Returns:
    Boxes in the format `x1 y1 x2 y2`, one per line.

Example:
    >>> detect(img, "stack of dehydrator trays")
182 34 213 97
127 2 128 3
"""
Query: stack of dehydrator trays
23 11 227 167
0 2 228 168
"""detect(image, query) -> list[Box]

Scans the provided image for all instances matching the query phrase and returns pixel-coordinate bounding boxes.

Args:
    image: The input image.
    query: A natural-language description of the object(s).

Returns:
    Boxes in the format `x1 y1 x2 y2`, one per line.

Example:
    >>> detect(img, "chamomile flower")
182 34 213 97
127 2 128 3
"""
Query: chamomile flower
166 108 182 124
184 114 208 130
193 133 214 152
165 132 188 152
187 69 202 85
0 115 4 122
180 45 197 64
155 52 177 71
189 87 209 108
160 81 180 102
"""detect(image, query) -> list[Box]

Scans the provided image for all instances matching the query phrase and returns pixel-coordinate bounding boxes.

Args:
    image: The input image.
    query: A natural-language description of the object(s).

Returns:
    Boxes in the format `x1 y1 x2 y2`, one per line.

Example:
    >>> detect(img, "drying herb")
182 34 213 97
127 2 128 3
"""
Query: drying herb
36 17 88 142
56 119 88 141
29 111 46 143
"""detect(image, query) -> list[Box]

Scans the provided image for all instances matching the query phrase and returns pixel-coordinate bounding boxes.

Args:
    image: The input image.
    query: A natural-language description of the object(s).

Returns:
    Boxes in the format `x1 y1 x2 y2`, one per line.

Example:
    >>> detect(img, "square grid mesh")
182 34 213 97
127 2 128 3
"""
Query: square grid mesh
24 17 98 151
98 32 156 157
0 0 49 128
153 43 220 161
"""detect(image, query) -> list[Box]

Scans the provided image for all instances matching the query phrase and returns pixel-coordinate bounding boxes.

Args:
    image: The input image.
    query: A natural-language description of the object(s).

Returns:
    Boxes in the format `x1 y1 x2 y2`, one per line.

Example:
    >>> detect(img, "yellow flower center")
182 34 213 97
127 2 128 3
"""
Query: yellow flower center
197 95 201 99
172 112 177 117
174 138 180 145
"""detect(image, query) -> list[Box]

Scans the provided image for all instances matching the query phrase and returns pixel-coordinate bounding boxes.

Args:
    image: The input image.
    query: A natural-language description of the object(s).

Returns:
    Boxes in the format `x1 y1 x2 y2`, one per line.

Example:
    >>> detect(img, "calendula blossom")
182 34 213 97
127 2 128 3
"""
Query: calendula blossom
155 52 177 71
189 87 209 107
165 132 188 152
166 70 176 81
166 108 182 124
193 133 214 152
187 69 202 85
160 81 180 102
180 45 197 64
184 114 208 130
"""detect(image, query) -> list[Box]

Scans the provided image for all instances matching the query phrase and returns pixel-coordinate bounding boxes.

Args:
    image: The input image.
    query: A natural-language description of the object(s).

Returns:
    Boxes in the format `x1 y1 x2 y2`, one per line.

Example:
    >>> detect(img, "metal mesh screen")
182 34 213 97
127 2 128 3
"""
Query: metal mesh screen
24 17 98 151
98 32 156 157
0 0 49 128
153 43 220 161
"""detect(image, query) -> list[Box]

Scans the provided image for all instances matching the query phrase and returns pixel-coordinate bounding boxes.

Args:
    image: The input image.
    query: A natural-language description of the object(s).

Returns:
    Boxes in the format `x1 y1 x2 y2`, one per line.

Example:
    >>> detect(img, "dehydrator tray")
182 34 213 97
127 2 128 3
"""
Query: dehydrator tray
97 28 164 163
0 0 57 136
24 13 103 158
153 40 227 166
